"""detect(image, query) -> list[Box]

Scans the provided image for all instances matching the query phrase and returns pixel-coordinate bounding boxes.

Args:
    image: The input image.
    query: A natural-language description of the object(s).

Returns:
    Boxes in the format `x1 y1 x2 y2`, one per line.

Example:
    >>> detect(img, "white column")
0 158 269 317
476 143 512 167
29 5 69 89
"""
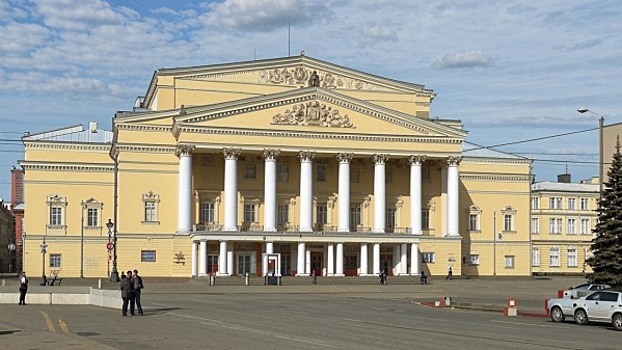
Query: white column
305 249 311 275
266 242 274 254
176 144 195 233
400 243 408 275
223 148 241 231
372 243 381 275
337 153 353 232
192 241 199 277
198 240 207 276
360 243 368 276
263 149 280 232
409 156 425 235
298 151 315 232
296 242 306 276
218 240 228 276
373 154 389 233
327 243 334 276
335 243 344 276
410 243 419 275
227 250 233 277
447 156 461 237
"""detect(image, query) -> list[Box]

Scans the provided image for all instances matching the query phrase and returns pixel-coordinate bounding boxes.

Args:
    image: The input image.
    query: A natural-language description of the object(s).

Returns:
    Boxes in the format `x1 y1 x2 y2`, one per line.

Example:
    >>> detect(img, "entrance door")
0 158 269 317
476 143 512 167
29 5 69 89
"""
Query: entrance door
207 255 219 274
237 254 251 276
280 254 291 276
380 254 393 276
311 252 323 276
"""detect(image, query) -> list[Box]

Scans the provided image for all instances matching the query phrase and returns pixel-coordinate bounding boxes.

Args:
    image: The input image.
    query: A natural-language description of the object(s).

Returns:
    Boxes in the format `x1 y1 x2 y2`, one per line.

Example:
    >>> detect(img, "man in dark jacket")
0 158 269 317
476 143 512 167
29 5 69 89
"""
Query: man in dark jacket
120 272 132 316
18 271 28 305
133 269 144 316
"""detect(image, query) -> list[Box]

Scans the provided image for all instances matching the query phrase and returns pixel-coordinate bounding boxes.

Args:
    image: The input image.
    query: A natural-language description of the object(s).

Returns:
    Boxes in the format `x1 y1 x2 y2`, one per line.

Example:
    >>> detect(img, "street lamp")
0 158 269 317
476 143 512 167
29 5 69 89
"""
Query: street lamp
80 202 86 278
40 238 48 278
106 219 119 282
7 240 16 273
577 108 605 201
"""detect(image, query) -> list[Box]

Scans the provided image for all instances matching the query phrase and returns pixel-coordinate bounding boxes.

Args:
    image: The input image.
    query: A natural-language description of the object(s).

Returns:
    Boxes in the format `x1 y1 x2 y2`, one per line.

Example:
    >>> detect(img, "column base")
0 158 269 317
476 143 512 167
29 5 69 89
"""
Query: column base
296 273 310 277
198 273 209 277
216 273 230 277
334 273 345 277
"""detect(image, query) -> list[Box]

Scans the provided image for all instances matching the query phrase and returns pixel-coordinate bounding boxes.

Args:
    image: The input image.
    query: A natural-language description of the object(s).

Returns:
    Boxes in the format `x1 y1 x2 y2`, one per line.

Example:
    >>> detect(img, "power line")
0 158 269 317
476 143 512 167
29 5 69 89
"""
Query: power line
468 127 597 151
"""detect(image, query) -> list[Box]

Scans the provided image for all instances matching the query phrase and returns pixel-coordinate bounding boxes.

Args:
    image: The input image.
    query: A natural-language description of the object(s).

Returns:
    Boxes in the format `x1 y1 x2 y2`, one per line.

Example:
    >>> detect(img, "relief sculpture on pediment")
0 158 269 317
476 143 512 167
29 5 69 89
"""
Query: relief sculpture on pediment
258 66 387 91
271 101 354 128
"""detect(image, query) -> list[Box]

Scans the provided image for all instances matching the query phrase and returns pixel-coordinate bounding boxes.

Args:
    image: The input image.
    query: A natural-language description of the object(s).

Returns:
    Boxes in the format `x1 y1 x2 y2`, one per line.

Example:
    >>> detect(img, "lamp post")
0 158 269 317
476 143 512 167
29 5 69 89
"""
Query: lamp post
577 108 605 202
107 219 119 282
80 202 86 278
7 240 16 273
40 238 48 278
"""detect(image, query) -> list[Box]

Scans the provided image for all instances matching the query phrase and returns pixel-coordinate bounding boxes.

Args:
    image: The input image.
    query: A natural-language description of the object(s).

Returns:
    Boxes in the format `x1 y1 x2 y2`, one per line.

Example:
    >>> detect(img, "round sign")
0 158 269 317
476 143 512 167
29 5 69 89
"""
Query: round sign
107 242 114 250
8 243 16 251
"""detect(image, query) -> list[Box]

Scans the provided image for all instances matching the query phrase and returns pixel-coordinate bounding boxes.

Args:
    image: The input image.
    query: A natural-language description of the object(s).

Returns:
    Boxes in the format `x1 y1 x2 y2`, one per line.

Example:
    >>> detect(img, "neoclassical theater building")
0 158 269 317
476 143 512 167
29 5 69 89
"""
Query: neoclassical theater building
21 54 533 278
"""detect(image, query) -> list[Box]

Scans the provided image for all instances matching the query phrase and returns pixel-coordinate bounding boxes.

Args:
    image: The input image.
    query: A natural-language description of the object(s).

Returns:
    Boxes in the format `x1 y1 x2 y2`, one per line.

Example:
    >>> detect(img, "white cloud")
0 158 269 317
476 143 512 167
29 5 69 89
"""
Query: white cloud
360 25 397 42
0 21 51 54
431 51 494 69
35 0 129 31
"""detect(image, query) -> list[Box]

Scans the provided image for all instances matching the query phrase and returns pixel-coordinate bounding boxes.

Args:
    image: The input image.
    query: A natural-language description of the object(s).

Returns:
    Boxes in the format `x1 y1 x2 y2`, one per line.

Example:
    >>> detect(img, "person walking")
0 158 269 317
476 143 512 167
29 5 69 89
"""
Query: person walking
133 269 144 316
445 265 453 280
120 272 131 316
127 270 137 316
420 271 428 285
18 271 28 305
379 269 387 285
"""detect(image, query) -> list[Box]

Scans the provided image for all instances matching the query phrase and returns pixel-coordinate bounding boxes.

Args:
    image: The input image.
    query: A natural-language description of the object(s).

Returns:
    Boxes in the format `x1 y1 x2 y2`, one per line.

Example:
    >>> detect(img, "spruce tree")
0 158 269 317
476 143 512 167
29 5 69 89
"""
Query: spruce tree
587 137 622 285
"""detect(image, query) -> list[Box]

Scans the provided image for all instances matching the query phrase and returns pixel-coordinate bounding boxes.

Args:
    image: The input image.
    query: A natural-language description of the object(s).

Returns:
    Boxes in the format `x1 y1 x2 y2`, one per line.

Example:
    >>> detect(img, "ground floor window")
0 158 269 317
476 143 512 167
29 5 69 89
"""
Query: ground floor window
422 252 435 263
504 255 515 269
49 254 62 268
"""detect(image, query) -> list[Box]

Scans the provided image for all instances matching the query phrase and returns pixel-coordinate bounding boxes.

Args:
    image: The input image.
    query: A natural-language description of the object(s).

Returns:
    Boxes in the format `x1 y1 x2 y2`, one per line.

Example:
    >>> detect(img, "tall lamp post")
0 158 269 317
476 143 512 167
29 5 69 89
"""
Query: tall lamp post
577 108 605 202
40 238 48 278
80 202 86 278
107 219 119 282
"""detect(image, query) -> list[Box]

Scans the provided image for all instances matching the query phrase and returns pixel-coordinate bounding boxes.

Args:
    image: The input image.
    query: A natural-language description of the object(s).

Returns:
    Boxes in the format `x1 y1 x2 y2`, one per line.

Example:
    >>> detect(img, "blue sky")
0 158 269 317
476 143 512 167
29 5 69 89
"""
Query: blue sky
1 0 620 201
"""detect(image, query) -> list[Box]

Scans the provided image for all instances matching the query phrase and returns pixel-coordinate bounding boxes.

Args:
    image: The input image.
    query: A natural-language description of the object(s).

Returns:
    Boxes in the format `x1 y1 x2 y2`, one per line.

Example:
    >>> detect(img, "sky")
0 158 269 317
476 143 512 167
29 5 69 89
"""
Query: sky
1 0 621 202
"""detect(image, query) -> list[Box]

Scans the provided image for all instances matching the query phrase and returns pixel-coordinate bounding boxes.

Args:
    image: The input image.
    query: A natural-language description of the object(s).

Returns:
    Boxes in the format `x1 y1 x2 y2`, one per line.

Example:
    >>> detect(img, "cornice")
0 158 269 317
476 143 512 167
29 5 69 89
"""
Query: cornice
460 174 531 182
462 157 531 165
20 163 112 172
115 145 177 154
25 143 111 152
116 124 172 133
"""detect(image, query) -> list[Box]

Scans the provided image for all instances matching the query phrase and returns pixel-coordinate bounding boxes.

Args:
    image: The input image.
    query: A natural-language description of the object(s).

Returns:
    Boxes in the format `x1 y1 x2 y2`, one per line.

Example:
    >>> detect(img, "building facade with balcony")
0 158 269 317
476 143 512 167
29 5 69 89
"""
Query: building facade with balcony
21 54 532 278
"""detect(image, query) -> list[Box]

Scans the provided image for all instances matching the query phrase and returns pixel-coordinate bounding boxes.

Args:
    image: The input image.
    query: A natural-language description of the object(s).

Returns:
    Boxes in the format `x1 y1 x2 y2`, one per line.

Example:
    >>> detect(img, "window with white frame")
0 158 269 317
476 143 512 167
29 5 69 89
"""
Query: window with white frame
422 252 435 263
468 254 479 265
200 202 215 223
567 218 576 235
49 254 61 268
505 255 515 269
386 207 396 231
50 207 62 226
350 203 361 228
532 246 540 267
244 204 257 222
502 206 516 232
316 164 326 182
468 205 481 232
422 209 430 230
531 197 540 210
580 198 589 211
580 219 590 235
568 198 576 210
47 195 67 227
82 198 102 228
549 218 562 234
550 247 560 267
277 204 289 224
277 163 289 182
142 191 160 223
567 247 578 267
87 208 99 227
317 203 327 225
244 163 257 180
549 197 562 209
531 218 540 234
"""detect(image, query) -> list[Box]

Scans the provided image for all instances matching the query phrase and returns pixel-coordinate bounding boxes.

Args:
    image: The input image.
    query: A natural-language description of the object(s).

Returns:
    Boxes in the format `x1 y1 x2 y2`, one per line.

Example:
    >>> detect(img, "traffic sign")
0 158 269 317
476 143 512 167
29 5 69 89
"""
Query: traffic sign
107 242 114 250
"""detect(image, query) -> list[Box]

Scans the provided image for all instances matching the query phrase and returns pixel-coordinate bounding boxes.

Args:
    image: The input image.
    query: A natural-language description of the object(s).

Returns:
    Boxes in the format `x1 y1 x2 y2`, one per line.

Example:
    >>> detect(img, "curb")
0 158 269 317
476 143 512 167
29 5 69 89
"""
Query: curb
413 300 549 318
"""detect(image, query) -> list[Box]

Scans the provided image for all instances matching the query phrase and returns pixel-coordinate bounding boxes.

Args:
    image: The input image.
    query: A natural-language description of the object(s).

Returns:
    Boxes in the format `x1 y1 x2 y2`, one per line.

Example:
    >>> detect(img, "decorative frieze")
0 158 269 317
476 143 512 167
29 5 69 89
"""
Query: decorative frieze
372 154 390 164
271 101 354 128
258 66 390 92
222 147 241 159
175 144 195 157
298 150 316 162
262 148 281 160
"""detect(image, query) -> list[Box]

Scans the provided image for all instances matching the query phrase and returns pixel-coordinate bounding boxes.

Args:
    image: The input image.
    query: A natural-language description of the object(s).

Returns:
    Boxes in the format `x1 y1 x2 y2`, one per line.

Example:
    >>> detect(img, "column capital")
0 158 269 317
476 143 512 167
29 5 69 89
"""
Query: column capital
262 148 281 160
336 152 353 163
372 154 390 164
222 147 241 159
298 150 316 162
408 155 427 165
447 156 463 166
175 144 195 157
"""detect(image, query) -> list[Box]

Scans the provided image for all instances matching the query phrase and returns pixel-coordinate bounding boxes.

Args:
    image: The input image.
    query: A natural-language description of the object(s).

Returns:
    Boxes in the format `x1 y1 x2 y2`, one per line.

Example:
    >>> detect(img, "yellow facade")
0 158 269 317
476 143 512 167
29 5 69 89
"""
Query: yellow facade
21 55 532 279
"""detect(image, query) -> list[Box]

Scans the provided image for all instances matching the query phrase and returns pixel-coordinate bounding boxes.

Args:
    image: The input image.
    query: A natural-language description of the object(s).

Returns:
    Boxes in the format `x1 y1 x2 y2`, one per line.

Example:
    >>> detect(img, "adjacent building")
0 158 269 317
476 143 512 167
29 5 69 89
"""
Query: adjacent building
21 54 533 278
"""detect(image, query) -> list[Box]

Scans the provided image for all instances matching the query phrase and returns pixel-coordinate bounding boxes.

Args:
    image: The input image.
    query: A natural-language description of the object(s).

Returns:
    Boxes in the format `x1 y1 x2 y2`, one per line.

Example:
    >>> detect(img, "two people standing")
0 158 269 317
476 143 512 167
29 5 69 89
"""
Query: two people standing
120 269 144 316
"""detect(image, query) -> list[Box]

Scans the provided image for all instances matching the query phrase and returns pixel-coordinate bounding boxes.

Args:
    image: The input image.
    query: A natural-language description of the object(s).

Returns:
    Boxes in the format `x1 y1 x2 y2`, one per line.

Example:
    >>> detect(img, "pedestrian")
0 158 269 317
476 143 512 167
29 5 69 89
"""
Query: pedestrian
18 271 28 305
133 269 144 316
379 269 387 285
446 265 453 280
127 270 137 316
120 271 131 316
311 270 317 285
420 271 428 285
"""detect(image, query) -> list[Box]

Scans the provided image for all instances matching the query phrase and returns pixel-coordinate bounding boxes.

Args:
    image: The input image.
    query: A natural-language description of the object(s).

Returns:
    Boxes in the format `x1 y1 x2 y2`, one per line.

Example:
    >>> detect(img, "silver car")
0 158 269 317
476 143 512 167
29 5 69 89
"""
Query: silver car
573 291 622 331
567 283 611 298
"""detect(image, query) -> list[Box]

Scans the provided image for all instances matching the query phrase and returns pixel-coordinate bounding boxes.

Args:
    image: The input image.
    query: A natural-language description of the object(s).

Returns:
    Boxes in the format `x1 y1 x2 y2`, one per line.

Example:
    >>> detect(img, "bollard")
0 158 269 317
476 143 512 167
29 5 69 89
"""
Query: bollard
98 278 102 290
210 274 215 286
245 273 249 286
504 298 518 317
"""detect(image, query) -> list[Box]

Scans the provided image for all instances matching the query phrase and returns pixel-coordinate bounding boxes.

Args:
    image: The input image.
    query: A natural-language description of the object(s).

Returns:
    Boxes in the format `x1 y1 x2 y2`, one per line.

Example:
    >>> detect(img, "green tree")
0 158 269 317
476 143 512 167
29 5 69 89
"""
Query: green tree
587 137 622 285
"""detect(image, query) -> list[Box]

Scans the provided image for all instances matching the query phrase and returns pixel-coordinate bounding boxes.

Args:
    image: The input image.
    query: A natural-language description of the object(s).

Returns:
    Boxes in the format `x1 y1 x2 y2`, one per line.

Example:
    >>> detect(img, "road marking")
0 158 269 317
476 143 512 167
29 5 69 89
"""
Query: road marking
40 311 56 333
489 319 568 329
58 319 69 333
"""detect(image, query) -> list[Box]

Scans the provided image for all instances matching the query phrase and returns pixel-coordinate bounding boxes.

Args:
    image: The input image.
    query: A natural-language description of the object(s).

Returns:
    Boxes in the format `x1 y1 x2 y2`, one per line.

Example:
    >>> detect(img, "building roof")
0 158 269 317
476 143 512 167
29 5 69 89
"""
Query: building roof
462 142 528 160
531 181 599 193
22 123 113 143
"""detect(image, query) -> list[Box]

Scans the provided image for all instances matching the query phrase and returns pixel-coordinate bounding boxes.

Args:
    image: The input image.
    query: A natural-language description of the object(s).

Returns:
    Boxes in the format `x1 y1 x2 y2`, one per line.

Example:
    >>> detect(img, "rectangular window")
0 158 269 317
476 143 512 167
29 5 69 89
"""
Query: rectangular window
49 254 61 268
568 248 578 267
580 198 589 211
504 214 513 232
350 203 361 228
468 254 479 265
549 197 562 209
200 202 215 223
469 214 480 231
567 218 576 234
277 163 289 182
277 204 289 224
316 164 326 182
422 210 430 230
568 198 576 210
144 202 156 222
531 218 540 234
532 247 540 267
141 250 156 262
531 197 539 210
87 208 98 227
580 219 591 235
386 208 396 231
504 255 515 269
50 207 62 226
244 164 256 180
422 252 435 263
317 204 327 225
550 248 560 267
244 204 256 222
549 218 562 234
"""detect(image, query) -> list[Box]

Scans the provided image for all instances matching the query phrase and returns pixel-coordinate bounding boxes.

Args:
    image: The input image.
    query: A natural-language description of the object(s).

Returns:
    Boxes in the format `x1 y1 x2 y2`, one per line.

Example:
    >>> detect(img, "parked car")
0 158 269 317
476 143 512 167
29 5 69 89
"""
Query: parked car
548 296 582 323
573 290 622 331
567 283 611 298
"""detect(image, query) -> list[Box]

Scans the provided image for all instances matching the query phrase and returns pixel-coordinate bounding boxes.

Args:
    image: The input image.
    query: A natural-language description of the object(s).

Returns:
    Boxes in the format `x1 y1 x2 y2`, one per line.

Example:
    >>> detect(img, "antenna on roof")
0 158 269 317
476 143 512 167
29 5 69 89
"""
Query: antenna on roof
288 14 291 57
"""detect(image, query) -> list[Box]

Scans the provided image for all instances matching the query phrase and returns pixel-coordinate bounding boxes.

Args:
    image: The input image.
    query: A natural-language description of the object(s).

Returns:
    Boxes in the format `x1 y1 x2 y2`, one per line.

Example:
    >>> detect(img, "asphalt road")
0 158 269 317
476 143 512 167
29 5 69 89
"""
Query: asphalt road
1 291 620 350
